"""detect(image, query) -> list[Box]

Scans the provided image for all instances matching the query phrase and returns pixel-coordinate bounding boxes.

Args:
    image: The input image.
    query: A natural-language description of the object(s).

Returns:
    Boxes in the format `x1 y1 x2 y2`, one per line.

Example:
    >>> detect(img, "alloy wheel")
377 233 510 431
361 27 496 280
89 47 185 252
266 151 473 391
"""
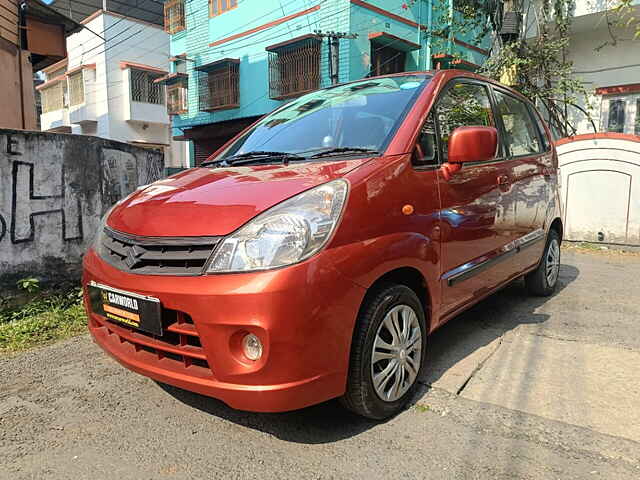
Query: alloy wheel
546 238 560 287
371 304 422 402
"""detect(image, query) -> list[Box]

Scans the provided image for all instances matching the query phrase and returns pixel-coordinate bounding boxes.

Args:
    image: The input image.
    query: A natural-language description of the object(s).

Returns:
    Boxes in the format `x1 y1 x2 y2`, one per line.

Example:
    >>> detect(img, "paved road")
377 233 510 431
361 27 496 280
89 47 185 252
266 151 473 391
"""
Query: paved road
2 250 640 479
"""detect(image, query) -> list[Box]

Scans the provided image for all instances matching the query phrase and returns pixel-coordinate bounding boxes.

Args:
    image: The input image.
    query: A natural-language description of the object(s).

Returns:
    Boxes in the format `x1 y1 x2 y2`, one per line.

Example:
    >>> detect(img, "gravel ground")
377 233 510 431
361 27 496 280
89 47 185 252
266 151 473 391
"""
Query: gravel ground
1 250 639 479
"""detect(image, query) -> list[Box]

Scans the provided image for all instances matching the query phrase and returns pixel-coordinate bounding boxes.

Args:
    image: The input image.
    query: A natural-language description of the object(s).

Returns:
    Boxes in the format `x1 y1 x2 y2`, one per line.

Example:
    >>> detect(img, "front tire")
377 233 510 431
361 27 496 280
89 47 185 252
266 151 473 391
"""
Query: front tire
525 229 561 296
341 284 427 420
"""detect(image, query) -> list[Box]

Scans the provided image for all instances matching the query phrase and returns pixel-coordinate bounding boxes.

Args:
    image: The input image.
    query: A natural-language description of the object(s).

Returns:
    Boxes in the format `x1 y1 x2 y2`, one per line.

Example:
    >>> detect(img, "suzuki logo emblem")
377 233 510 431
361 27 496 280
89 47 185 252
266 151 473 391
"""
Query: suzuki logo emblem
125 246 144 269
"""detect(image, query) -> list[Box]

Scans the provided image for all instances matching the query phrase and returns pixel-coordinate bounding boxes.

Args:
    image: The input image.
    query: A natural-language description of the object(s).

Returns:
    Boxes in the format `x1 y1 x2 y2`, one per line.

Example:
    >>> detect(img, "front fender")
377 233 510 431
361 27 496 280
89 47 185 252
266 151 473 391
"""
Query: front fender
324 232 441 315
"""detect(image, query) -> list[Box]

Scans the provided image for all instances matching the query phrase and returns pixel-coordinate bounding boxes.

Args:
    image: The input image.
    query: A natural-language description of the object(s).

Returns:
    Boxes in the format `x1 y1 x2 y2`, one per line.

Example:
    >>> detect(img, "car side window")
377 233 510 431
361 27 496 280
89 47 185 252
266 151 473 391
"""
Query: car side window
494 91 542 156
413 112 439 167
436 82 496 162
529 105 552 152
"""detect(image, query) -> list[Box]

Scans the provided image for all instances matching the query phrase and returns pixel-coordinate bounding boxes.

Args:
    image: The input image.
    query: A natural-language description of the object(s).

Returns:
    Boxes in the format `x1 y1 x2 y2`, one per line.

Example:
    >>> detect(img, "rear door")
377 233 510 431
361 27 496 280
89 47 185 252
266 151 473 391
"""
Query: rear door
433 80 519 320
491 88 551 271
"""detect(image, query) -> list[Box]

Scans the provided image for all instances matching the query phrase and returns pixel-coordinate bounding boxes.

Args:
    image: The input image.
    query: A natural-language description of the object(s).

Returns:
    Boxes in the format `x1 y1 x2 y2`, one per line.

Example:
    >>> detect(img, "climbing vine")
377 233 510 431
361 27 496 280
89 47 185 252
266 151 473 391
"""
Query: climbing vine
480 0 596 138
399 1 640 137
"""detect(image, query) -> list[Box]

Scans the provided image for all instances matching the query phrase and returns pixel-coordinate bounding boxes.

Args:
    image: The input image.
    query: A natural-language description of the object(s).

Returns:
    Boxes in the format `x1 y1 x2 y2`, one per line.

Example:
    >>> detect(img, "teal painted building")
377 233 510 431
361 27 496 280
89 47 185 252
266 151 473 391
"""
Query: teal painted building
159 0 492 165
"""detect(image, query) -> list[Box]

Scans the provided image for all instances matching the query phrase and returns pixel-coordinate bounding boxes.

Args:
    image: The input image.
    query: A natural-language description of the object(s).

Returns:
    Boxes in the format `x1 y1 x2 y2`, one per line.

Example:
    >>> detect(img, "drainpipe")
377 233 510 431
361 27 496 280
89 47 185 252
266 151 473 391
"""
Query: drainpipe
18 2 26 129
448 0 454 56
417 0 422 69
425 0 433 69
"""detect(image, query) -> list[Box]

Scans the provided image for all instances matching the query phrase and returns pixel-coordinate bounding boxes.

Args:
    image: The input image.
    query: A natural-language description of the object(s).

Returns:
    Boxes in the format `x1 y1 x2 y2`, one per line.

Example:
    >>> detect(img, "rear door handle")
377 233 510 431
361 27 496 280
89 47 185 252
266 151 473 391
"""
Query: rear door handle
497 175 510 186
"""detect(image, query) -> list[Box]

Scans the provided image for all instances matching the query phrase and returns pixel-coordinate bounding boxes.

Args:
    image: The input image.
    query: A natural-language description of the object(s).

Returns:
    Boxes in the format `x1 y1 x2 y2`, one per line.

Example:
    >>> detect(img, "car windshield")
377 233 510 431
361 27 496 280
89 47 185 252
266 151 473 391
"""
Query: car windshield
217 75 431 161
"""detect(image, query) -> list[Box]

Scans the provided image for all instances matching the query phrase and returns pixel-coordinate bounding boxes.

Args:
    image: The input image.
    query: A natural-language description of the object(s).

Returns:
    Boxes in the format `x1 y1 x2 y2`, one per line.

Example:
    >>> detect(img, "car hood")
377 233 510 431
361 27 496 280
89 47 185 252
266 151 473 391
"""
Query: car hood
106 158 372 237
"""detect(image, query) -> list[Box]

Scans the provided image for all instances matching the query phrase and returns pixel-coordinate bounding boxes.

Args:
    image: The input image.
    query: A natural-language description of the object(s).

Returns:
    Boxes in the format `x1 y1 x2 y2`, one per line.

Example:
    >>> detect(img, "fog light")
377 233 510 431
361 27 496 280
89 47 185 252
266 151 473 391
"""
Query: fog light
242 333 263 361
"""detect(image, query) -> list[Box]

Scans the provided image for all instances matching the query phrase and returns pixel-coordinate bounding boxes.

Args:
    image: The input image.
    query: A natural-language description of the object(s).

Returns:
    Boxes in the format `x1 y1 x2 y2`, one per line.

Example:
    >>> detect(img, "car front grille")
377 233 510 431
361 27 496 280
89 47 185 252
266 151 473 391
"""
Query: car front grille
98 227 221 276
91 307 212 374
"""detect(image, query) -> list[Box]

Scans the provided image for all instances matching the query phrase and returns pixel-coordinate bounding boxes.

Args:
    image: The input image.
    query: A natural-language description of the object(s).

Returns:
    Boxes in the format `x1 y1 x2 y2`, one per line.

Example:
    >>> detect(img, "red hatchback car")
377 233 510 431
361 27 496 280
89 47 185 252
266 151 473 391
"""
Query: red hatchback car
83 71 562 419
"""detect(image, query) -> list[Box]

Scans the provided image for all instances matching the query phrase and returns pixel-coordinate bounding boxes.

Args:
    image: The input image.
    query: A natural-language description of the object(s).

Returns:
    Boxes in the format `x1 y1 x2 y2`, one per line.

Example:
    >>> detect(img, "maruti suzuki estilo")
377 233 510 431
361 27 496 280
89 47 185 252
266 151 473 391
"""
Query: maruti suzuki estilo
83 71 562 419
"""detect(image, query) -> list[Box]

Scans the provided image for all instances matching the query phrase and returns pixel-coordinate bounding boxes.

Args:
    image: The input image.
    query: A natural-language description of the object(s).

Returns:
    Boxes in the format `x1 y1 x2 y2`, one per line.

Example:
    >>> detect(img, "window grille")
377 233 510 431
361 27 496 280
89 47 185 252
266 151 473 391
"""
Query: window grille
167 80 188 115
607 99 626 133
268 37 320 100
68 71 85 106
131 69 165 105
210 0 237 17
197 60 239 111
164 0 185 34
41 82 65 113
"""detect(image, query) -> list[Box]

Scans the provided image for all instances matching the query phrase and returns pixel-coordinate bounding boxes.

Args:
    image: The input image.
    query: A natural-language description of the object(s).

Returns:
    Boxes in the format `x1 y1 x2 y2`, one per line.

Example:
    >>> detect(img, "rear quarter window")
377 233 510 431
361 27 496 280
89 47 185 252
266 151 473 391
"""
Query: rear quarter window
494 90 543 157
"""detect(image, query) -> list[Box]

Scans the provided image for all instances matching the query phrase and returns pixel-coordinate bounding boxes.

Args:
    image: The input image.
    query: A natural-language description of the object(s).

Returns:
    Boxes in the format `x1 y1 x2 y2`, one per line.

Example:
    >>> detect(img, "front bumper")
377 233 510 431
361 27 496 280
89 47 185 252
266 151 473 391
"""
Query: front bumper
82 249 366 412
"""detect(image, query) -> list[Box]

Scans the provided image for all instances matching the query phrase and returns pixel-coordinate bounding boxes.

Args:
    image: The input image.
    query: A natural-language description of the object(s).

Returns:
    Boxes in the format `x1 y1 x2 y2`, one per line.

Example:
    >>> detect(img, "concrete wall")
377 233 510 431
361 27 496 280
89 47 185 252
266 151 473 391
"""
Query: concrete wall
524 0 640 136
0 129 164 286
566 21 640 135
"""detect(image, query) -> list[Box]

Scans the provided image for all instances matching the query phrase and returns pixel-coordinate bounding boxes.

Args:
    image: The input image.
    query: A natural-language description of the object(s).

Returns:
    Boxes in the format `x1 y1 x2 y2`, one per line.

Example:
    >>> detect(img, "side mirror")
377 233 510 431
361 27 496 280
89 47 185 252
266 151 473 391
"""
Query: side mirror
441 126 498 180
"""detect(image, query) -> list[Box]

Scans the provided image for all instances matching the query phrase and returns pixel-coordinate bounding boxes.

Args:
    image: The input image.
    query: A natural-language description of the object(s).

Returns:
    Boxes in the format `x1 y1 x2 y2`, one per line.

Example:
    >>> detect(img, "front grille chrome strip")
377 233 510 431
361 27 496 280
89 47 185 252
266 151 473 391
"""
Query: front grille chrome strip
97 227 221 276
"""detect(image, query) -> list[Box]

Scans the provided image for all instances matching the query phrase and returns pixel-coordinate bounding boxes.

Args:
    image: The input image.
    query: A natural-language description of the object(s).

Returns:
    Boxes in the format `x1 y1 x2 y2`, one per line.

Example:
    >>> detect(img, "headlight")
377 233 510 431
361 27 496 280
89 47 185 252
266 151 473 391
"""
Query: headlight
206 179 348 273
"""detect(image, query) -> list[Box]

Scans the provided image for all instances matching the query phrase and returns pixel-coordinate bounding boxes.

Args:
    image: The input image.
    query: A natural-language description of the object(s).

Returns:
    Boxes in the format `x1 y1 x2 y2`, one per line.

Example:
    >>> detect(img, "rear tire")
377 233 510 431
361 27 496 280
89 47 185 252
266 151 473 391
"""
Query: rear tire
525 229 561 297
340 284 427 420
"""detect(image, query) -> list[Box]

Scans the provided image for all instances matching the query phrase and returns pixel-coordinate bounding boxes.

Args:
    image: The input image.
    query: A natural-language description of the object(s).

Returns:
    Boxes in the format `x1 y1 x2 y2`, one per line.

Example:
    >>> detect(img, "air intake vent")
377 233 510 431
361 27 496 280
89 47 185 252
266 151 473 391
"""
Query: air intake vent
98 227 221 276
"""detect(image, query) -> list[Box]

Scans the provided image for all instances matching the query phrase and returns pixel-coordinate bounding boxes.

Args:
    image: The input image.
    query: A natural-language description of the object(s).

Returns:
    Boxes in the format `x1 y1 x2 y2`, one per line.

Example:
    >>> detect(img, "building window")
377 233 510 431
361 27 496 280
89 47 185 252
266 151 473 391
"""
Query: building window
607 99 626 133
370 45 406 76
267 35 321 100
196 59 240 111
40 82 65 113
167 80 188 115
210 0 237 17
67 71 85 106
131 69 165 104
636 99 640 136
164 0 185 34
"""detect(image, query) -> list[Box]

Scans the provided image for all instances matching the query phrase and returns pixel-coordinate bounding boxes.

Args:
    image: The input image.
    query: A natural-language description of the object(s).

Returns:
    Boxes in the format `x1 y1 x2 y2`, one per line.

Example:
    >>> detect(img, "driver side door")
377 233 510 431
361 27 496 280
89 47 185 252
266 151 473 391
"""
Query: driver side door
432 80 519 322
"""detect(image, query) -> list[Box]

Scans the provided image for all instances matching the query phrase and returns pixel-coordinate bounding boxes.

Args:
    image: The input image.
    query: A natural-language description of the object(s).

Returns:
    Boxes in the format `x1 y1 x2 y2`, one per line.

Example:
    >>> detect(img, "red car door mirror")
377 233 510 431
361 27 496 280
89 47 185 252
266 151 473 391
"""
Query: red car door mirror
440 126 498 180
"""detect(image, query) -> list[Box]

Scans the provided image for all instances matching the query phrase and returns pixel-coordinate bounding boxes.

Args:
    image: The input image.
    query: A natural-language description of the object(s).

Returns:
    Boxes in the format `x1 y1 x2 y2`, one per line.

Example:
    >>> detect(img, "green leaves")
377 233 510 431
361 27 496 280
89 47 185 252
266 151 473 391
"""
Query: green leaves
479 0 593 137
0 287 87 355
17 277 40 294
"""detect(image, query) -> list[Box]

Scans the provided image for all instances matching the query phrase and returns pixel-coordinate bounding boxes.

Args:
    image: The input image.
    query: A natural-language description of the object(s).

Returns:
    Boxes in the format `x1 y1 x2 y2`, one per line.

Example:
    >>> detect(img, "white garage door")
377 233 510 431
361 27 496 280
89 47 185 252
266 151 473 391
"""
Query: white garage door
557 133 640 246
565 170 630 243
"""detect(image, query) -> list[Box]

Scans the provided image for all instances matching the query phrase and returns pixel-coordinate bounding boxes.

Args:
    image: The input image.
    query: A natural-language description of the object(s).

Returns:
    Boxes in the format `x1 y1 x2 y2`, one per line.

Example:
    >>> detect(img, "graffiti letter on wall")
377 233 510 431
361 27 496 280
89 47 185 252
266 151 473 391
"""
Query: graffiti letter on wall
6 134 21 156
11 161 83 244
0 214 6 243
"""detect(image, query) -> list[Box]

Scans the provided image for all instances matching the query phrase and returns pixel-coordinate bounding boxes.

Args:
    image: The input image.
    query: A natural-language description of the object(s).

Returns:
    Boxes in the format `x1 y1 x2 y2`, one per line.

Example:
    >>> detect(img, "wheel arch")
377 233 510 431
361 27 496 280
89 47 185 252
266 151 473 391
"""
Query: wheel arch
549 217 563 244
364 267 432 328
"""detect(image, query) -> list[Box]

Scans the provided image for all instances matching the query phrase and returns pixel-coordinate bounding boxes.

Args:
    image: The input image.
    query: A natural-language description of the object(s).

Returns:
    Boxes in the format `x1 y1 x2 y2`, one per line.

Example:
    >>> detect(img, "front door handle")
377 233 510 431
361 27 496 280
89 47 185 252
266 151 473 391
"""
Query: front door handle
497 175 510 186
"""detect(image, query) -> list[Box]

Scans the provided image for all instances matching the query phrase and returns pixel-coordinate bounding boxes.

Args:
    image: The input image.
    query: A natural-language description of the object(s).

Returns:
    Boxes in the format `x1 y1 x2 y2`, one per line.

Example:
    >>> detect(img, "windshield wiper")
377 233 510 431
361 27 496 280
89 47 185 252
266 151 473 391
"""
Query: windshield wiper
309 147 379 158
201 151 306 167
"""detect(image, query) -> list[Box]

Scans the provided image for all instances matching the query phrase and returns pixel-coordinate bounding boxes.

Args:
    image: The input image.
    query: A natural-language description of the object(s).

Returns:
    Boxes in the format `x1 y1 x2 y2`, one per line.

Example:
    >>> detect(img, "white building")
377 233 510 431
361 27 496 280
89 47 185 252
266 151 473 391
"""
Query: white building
38 10 188 168
524 0 640 136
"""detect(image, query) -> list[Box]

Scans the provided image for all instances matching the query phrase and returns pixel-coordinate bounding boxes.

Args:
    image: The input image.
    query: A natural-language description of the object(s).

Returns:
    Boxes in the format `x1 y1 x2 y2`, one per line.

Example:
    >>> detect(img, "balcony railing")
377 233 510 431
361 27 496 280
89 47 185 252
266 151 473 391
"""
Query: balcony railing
131 68 165 105
164 0 185 34
196 59 239 111
267 35 321 100
167 80 188 115
40 81 65 113
67 70 85 107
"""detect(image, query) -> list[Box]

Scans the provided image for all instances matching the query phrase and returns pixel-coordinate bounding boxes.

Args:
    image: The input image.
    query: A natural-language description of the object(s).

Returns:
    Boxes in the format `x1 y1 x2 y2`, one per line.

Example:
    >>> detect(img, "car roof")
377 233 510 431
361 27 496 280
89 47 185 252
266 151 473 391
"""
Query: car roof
357 69 533 104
